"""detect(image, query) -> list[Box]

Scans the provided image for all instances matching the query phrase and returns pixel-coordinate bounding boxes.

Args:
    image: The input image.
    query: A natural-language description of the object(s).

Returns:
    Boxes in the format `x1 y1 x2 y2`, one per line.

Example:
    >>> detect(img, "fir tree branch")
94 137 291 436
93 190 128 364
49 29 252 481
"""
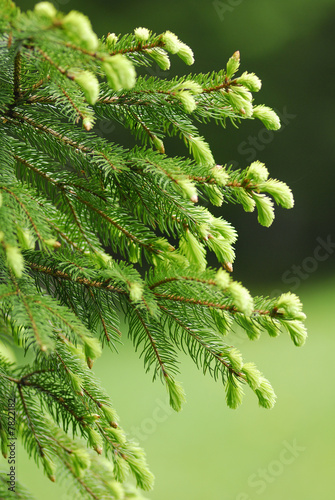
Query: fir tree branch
154 291 236 312
0 185 44 243
132 307 169 379
18 384 45 458
26 261 127 295
13 50 22 101
159 304 246 380
109 38 165 56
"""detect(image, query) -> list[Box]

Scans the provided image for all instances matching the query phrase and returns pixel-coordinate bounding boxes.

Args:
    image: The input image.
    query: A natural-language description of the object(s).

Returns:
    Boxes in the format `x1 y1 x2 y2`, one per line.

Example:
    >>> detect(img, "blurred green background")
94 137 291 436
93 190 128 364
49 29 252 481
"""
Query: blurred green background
1 0 335 499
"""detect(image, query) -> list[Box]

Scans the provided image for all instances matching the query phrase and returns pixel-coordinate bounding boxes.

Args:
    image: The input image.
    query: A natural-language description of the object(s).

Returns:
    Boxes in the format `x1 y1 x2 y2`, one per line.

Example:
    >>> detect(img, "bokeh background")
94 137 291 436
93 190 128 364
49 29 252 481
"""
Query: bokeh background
1 0 335 499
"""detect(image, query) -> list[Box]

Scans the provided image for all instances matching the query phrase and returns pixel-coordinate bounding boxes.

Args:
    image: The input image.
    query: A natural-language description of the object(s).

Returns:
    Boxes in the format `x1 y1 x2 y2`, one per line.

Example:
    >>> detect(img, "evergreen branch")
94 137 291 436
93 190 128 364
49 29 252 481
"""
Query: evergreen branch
110 38 165 56
0 6 306 495
0 184 44 243
9 111 90 152
18 384 45 459
28 46 75 83
159 304 245 380
59 86 86 124
19 292 44 350
10 112 123 173
75 194 164 255
201 78 239 94
132 307 168 379
26 261 127 295
13 50 21 101
149 275 217 290
62 463 100 500
154 291 236 312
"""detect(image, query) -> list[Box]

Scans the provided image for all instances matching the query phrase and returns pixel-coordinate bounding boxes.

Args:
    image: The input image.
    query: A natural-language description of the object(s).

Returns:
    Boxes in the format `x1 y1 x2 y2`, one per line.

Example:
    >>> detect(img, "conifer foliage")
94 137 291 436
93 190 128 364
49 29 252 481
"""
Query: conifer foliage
0 1 307 498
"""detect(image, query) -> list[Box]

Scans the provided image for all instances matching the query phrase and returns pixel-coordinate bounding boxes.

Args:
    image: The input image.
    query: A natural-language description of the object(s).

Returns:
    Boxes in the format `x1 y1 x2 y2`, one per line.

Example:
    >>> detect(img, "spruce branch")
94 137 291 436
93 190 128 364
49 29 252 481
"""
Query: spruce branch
0 2 307 497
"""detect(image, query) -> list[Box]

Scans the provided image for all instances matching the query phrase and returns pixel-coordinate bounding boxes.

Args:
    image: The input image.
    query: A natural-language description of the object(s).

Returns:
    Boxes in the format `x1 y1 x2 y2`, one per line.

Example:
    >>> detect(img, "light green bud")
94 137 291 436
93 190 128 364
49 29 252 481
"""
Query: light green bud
102 55 136 90
106 32 118 49
206 234 235 264
246 161 269 183
226 51 240 78
179 230 206 270
226 89 243 109
172 80 202 94
275 292 304 318
237 316 261 340
84 336 102 362
255 378 276 409
62 11 99 51
177 42 194 65
166 377 186 412
44 238 61 249
152 135 165 153
227 347 243 371
42 455 56 482
215 268 230 290
177 178 198 202
83 116 94 131
147 48 170 71
72 447 91 471
242 362 262 391
232 85 253 102
211 308 232 336
259 179 294 209
226 377 244 409
64 341 85 360
93 250 113 268
0 192 2 207
6 245 24 278
236 71 262 92
68 371 83 395
162 30 181 54
260 316 281 338
188 135 215 166
252 193 274 227
235 189 256 212
210 216 237 243
86 427 103 453
16 226 35 250
207 186 224 206
198 223 210 240
176 91 197 113
228 281 253 316
253 105 281 130
129 281 144 302
105 426 126 445
210 165 229 186
101 404 118 426
283 320 307 347
34 2 57 19
127 242 140 263
69 70 99 105
134 27 150 42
